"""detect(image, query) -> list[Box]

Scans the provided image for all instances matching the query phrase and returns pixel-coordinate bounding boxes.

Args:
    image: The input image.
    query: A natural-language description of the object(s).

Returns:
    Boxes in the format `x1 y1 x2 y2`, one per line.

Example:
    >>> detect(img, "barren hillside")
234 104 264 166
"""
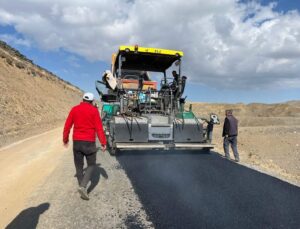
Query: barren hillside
189 102 300 126
0 41 82 147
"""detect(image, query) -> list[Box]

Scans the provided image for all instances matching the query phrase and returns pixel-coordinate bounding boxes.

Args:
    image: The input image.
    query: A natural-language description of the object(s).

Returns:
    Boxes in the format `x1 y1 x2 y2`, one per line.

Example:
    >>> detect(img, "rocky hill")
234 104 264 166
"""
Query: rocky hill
0 40 82 147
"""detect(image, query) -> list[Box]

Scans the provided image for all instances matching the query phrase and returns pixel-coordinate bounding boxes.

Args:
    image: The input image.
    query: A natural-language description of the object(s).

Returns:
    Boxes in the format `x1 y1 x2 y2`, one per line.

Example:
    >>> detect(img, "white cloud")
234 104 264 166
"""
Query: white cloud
0 34 31 47
0 0 299 90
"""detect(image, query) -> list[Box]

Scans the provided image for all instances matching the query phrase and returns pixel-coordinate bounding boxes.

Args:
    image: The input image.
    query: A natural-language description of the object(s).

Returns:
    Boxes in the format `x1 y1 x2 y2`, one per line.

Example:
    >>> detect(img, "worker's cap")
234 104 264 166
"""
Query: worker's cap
83 92 94 101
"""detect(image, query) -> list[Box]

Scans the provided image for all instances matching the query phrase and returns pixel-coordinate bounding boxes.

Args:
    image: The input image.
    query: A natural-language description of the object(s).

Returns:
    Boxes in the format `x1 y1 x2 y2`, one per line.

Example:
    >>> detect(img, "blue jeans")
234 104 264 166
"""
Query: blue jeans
223 136 239 160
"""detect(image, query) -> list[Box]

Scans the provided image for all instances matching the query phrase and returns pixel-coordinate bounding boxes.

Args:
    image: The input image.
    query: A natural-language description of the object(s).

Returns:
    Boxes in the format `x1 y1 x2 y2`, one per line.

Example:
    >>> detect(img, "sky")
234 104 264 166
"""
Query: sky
0 0 299 104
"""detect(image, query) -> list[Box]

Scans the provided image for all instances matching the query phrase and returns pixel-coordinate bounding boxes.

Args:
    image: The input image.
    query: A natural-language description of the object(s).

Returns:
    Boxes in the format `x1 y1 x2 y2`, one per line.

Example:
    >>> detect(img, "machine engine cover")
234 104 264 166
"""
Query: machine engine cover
147 114 173 141
111 116 148 142
148 124 173 141
173 119 204 142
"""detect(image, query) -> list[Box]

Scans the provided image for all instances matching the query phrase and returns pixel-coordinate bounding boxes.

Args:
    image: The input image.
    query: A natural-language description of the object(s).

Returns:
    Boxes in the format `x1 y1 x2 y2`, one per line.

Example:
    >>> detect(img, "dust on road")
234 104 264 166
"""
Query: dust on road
1 128 152 229
0 127 67 228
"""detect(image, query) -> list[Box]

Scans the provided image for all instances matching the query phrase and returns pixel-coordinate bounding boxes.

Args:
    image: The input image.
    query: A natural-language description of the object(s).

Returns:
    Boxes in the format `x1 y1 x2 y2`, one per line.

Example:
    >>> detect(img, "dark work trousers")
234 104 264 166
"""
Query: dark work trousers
207 122 214 143
223 136 239 160
73 140 97 188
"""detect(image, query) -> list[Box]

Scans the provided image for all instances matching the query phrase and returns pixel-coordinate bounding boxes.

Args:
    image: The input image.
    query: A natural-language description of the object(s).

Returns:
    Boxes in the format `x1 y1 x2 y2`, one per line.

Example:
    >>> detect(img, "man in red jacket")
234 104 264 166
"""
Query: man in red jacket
63 92 107 200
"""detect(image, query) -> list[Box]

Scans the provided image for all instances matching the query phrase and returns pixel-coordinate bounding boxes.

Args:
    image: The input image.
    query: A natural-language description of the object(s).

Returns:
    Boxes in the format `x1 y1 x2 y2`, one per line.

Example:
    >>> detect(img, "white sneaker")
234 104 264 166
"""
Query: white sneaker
78 187 89 200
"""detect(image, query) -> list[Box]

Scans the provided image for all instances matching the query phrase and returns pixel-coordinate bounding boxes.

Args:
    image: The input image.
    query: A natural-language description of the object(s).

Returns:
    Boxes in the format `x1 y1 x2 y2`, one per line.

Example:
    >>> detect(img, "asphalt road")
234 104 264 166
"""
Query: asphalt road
117 150 300 229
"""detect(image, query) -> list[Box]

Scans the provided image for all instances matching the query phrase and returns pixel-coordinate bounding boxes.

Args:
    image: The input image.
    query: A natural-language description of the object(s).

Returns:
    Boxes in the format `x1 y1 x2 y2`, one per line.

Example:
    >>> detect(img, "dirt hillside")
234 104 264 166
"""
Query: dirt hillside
0 41 82 147
188 101 300 126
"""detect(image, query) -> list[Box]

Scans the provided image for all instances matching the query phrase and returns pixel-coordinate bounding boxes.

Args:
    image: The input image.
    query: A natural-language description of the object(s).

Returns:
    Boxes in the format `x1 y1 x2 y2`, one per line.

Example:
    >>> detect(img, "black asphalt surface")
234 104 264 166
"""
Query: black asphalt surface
117 151 300 229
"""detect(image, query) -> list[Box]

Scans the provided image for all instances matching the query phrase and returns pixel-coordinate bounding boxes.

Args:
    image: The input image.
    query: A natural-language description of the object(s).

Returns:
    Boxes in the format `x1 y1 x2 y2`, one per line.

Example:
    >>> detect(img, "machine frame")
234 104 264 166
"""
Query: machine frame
96 45 219 154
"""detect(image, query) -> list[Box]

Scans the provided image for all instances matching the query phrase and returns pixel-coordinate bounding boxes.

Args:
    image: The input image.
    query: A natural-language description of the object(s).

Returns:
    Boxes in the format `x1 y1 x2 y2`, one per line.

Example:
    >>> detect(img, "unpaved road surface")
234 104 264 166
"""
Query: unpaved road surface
1 128 152 229
0 128 68 227
1 128 300 229
118 151 300 229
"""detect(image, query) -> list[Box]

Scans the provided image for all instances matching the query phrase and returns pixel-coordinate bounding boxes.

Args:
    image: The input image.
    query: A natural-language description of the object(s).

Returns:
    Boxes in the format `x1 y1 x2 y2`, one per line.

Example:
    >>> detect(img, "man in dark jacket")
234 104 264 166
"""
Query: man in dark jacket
171 70 180 96
222 109 239 162
63 92 107 200
172 70 179 84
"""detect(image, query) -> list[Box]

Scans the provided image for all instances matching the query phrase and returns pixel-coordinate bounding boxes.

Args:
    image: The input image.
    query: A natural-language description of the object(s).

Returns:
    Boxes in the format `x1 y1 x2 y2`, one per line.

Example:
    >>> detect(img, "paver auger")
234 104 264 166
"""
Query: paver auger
96 45 219 154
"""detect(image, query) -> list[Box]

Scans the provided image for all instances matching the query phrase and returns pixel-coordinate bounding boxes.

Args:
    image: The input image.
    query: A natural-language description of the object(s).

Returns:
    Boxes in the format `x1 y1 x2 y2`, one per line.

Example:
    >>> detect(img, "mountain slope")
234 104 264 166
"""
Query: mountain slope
0 41 82 147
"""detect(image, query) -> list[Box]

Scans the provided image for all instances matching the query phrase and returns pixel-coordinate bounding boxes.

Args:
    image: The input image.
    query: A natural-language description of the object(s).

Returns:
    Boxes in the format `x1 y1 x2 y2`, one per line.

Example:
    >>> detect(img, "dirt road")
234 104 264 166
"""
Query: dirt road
1 128 151 229
0 128 67 228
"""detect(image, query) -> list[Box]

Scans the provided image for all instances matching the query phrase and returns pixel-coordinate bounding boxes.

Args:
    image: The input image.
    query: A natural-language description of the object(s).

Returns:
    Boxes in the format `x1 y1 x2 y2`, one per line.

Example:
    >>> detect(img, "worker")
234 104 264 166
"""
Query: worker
63 92 107 200
171 70 179 95
206 119 214 143
172 70 179 84
222 109 239 162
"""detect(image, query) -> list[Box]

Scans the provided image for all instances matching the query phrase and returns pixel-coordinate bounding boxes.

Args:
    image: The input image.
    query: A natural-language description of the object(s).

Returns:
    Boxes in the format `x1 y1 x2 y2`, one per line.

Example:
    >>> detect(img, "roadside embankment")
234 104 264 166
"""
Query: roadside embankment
0 41 82 147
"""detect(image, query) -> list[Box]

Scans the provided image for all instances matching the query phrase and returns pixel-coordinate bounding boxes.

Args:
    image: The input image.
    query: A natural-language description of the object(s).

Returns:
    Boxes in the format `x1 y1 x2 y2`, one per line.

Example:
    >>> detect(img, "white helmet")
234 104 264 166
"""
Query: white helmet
83 92 94 101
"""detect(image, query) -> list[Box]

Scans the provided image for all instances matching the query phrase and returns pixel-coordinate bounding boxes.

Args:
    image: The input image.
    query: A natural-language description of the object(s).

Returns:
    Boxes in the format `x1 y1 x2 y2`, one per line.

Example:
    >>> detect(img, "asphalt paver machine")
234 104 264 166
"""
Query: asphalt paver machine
96 45 219 154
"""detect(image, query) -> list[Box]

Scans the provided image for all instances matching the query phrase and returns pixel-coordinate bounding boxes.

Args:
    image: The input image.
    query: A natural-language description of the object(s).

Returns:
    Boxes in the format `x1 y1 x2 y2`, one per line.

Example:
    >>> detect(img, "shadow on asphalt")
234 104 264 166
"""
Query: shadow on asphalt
5 203 50 229
117 150 300 229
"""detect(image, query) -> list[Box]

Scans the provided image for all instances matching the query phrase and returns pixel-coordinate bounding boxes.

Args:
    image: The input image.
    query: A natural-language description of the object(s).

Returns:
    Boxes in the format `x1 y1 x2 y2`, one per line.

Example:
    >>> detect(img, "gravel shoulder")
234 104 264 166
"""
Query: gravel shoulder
2 128 153 229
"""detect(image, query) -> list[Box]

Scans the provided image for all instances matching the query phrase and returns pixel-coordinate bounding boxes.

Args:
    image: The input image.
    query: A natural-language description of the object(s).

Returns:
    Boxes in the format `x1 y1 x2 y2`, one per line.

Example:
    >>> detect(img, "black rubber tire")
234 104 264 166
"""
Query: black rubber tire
107 143 119 156
110 147 117 156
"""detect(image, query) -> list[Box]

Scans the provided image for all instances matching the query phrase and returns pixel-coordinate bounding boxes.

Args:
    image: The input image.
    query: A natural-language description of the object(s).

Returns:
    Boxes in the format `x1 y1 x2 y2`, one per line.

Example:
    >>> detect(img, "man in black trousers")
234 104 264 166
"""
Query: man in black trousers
222 109 240 162
63 92 107 200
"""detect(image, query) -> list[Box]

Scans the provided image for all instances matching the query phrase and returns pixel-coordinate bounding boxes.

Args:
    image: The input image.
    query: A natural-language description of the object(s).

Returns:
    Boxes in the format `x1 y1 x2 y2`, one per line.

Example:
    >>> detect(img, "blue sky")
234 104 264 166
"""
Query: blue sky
258 0 300 12
0 0 299 104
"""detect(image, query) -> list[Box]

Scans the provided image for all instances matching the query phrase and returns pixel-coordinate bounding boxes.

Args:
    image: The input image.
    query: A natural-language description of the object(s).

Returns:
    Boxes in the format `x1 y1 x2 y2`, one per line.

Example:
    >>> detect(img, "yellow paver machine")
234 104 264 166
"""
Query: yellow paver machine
96 45 219 154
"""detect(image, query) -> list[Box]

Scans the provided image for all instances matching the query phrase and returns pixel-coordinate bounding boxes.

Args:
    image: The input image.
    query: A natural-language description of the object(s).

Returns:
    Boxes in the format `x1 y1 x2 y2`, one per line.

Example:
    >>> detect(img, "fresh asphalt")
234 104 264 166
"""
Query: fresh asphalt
117 150 300 229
